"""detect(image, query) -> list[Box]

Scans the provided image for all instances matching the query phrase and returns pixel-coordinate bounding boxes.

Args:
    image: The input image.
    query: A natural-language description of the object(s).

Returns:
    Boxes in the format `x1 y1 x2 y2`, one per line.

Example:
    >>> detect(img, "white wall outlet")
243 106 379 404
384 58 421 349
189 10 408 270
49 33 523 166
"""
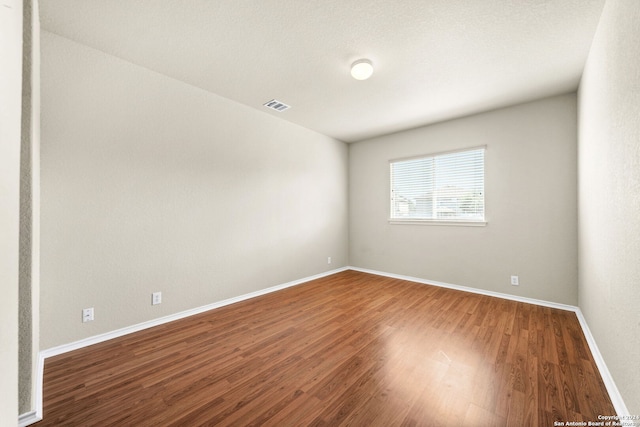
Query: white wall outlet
327 256 332 264
82 307 94 323
510 275 519 286
152 291 162 305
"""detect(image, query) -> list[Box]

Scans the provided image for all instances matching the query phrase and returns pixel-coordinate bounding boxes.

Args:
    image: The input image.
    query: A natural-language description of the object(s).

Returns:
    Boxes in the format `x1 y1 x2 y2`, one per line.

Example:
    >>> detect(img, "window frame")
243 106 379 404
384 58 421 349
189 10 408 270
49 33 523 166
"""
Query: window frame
388 146 487 227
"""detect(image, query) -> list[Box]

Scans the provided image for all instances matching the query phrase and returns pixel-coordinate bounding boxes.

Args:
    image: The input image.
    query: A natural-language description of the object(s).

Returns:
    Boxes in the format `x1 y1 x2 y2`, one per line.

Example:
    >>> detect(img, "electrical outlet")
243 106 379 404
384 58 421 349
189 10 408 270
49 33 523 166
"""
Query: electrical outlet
327 256 332 264
82 307 94 323
152 292 162 305
510 275 519 286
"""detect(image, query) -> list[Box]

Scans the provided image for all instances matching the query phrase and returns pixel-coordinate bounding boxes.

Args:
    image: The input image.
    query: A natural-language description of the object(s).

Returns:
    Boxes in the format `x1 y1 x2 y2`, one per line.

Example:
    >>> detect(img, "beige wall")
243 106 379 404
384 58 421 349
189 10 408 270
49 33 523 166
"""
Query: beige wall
0 0 23 424
40 32 348 349
350 94 578 305
578 0 640 415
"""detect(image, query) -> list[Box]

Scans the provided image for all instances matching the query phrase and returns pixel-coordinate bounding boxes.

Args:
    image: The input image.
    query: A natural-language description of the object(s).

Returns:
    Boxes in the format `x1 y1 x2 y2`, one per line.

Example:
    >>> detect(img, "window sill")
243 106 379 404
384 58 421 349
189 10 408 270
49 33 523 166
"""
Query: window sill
388 219 487 227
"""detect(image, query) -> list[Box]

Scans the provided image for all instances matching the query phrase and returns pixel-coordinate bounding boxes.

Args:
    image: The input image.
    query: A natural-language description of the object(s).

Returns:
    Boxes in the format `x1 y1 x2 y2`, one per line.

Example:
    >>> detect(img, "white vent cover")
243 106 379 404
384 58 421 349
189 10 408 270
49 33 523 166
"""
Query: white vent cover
263 99 291 112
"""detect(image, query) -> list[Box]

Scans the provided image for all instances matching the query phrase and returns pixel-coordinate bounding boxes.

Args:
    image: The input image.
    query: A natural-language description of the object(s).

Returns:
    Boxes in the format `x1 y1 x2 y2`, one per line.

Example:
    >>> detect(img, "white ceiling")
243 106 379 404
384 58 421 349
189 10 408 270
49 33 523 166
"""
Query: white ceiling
39 0 605 142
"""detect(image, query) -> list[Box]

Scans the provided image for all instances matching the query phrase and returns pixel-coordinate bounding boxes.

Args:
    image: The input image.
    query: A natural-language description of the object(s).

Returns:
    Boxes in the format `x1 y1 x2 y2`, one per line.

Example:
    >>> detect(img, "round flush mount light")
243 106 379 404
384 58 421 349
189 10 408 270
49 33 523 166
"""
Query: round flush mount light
350 59 373 80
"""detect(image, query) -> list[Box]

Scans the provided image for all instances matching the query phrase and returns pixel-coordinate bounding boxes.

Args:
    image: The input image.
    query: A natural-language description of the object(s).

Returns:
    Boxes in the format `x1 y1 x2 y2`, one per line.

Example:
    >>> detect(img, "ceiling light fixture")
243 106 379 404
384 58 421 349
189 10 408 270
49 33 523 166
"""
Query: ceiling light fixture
350 59 373 80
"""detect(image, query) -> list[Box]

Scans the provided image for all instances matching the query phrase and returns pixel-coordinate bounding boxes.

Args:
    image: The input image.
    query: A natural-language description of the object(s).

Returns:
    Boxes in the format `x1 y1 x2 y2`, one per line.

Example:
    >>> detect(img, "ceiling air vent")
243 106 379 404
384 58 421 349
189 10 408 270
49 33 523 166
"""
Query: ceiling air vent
263 99 291 112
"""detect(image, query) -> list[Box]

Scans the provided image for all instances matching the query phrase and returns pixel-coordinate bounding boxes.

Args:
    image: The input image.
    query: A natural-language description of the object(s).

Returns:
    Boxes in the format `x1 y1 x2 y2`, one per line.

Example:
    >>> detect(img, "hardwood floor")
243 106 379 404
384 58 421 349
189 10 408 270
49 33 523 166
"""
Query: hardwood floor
39 270 616 426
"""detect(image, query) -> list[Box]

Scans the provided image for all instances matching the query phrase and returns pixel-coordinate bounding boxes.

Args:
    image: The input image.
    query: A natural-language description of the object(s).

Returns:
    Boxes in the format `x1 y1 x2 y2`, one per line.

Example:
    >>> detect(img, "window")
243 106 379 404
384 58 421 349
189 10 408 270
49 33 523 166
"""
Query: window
390 147 485 224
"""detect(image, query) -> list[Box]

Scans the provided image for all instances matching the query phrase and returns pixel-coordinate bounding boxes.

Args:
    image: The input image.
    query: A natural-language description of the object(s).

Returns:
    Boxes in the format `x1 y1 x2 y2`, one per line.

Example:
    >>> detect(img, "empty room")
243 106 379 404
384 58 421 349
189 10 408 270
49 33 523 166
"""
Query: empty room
3 0 639 426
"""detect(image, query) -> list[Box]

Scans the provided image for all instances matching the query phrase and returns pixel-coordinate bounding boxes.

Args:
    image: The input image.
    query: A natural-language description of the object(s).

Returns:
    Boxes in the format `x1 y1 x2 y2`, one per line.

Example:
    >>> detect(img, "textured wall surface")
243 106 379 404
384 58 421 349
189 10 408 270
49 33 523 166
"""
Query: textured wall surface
350 94 578 305
19 0 41 416
0 1 23 424
578 0 640 415
40 32 348 349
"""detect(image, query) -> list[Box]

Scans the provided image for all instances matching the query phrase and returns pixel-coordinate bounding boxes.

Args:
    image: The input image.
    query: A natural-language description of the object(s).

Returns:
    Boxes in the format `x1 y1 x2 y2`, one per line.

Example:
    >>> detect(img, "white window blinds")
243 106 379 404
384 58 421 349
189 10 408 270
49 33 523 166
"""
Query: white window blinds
390 147 485 222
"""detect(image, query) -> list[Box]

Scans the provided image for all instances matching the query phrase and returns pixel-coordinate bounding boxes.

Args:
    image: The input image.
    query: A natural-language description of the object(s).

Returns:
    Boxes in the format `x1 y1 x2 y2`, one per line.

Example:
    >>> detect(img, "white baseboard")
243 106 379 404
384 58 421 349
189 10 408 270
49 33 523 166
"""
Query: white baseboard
573 308 630 417
22 266 629 424
347 266 630 417
40 267 349 360
348 266 579 311
21 267 347 426
18 411 40 427
18 348 48 425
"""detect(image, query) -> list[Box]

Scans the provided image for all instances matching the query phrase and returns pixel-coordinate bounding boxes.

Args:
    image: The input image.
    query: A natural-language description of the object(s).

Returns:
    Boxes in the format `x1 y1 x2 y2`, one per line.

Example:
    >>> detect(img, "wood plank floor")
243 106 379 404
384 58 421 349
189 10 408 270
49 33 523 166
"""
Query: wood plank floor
39 270 616 426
